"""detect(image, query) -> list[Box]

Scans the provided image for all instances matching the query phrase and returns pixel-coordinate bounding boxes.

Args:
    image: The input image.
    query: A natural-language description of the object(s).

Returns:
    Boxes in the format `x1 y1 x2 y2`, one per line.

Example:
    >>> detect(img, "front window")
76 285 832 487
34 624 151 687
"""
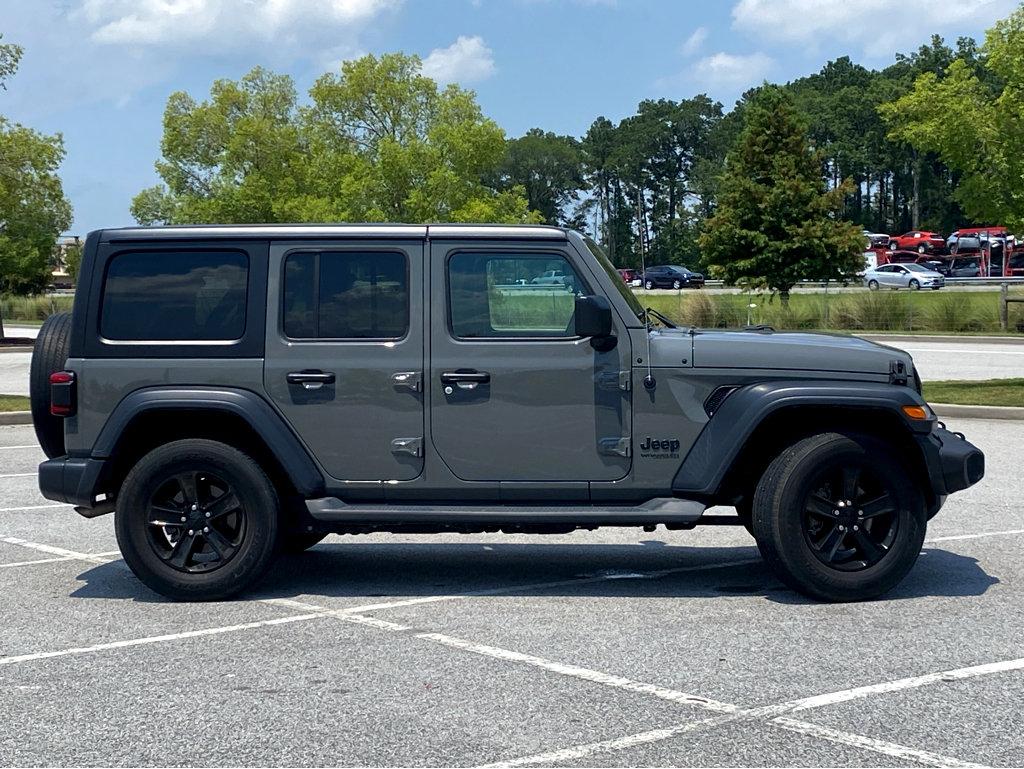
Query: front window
448 252 587 338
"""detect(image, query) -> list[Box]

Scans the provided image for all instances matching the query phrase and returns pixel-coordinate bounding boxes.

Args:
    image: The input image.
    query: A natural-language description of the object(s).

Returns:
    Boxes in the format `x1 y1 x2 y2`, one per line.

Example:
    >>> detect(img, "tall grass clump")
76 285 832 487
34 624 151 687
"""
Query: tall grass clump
925 292 987 333
0 294 75 322
831 292 912 331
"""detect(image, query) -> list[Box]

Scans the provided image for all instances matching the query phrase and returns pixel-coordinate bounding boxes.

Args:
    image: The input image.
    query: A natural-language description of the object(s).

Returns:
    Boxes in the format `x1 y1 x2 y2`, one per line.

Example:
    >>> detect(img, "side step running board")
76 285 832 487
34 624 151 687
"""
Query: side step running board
305 497 706 526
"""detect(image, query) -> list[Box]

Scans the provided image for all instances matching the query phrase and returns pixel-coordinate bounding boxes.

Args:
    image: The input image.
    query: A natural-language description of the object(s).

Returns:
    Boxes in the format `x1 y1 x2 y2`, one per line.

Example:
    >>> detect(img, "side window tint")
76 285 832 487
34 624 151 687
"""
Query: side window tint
283 251 408 339
448 252 587 338
101 250 248 341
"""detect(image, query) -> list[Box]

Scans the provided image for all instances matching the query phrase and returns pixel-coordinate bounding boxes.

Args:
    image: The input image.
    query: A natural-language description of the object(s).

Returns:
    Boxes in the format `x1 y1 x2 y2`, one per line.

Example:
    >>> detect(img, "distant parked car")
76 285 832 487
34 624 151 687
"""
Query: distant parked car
947 256 982 278
949 234 982 255
640 265 705 289
916 258 951 276
864 263 945 290
888 231 946 254
884 250 923 265
531 269 576 289
616 268 638 284
862 229 889 249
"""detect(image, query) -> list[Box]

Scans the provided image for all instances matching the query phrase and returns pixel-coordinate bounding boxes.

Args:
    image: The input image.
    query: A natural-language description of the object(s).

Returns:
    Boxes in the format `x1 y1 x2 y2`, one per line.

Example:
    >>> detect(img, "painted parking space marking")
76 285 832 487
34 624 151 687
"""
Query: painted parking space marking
0 613 329 667
0 503 68 513
0 536 116 565
0 551 119 569
0 473 37 479
927 528 1024 542
266 597 986 769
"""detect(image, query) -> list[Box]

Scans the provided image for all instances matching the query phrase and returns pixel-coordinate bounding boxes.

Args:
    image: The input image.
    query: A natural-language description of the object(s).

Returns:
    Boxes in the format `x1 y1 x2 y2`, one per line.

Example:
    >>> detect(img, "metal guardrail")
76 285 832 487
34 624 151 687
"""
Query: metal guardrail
689 277 1024 288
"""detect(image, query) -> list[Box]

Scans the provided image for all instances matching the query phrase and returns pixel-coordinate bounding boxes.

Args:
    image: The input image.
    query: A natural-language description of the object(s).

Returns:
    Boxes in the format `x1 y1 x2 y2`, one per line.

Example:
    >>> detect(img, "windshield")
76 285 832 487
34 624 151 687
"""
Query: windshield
581 236 645 320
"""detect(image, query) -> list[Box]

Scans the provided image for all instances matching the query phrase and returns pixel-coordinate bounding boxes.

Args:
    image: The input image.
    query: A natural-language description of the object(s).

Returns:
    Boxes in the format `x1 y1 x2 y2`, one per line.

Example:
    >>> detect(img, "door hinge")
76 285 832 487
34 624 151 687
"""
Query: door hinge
598 437 631 458
390 437 423 457
391 371 422 392
596 371 632 391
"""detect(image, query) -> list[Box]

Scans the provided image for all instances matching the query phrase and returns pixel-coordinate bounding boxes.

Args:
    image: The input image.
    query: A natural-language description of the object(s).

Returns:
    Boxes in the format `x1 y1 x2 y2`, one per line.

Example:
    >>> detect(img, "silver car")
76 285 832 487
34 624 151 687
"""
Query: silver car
864 263 945 290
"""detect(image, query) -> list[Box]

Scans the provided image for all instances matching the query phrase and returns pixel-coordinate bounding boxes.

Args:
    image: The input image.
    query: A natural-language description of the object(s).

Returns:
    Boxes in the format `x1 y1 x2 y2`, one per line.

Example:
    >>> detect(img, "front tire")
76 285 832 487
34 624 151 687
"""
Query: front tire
115 439 281 601
751 433 926 602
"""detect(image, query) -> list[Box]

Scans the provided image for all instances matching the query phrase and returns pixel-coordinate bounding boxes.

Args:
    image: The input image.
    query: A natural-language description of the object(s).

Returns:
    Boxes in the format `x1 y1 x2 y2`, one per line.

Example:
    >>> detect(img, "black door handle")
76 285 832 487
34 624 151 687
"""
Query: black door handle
441 370 491 384
287 370 336 389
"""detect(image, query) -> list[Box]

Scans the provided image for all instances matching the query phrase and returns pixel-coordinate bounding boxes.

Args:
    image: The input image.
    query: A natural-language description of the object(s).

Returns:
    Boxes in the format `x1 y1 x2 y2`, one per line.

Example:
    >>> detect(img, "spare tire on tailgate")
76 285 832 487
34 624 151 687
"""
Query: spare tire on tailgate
30 311 72 458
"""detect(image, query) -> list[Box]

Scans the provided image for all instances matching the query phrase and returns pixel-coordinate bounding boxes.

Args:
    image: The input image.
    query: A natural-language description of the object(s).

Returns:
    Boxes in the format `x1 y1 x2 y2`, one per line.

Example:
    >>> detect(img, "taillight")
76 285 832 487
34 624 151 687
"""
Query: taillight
49 371 76 417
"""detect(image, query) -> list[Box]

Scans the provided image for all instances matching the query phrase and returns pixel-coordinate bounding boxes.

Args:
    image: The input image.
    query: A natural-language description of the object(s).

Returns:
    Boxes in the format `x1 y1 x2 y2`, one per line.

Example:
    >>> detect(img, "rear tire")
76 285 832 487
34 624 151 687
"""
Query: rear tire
751 433 926 602
909 279 920 290
917 244 927 254
115 439 280 601
645 280 654 290
30 312 73 459
867 280 879 291
672 279 682 289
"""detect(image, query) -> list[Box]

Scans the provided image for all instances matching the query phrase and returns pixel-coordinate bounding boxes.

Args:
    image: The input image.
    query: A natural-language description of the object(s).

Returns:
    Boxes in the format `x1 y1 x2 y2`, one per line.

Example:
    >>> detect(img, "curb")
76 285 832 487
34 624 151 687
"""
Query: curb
931 403 1024 421
862 334 1024 345
0 411 32 426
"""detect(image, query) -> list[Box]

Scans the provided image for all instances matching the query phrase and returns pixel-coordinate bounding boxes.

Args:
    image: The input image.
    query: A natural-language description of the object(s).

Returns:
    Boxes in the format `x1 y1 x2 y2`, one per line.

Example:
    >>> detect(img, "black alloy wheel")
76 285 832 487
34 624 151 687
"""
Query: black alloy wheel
801 463 899 572
145 471 246 573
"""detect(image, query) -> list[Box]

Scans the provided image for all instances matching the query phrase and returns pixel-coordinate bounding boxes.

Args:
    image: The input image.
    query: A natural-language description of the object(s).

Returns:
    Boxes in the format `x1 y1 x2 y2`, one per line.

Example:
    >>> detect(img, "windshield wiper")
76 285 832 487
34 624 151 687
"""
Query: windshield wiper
643 307 677 329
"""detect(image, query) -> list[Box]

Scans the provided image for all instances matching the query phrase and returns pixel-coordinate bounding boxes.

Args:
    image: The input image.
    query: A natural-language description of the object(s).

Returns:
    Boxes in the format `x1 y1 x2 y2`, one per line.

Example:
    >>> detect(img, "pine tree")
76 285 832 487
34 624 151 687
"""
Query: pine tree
699 87 864 302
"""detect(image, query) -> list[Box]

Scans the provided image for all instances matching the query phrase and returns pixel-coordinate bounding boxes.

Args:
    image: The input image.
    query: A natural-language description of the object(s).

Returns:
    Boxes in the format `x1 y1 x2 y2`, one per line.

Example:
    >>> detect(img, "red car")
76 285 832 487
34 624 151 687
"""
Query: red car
888 231 946 254
616 268 638 283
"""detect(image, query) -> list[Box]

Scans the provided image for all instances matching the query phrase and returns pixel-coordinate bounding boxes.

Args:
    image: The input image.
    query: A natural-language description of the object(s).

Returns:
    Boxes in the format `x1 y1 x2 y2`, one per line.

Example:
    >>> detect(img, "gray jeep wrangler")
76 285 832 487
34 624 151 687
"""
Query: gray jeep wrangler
32 224 984 602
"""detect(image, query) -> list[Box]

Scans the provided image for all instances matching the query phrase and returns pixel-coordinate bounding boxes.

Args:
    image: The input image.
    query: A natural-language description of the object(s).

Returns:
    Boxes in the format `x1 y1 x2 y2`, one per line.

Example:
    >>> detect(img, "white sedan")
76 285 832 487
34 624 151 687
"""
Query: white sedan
864 263 945 290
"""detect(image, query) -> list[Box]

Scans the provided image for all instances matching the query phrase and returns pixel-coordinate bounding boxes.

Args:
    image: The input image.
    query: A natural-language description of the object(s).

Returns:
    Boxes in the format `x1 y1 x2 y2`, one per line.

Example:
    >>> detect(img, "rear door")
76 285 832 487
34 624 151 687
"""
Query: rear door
264 239 425 482
428 238 632 485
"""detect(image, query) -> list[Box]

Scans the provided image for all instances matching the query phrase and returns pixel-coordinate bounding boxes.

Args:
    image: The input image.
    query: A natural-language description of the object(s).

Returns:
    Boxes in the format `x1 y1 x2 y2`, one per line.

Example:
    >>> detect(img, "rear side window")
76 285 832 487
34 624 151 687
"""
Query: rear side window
101 251 248 341
283 251 408 339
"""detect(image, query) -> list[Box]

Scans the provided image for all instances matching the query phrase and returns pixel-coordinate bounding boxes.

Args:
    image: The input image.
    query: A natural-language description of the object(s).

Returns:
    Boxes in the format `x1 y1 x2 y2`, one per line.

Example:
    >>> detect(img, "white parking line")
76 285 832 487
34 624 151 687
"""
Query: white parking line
0 503 68 513
0 473 36 479
0 446 41 451
0 536 115 565
0 612 328 667
265 598 985 769
783 657 1024 713
928 529 1024 543
0 551 119 569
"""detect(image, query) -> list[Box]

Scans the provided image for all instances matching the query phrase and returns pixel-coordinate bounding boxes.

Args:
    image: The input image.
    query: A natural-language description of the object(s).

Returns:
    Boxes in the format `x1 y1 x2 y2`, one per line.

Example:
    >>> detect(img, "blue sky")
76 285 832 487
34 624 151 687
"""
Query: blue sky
1 0 1017 234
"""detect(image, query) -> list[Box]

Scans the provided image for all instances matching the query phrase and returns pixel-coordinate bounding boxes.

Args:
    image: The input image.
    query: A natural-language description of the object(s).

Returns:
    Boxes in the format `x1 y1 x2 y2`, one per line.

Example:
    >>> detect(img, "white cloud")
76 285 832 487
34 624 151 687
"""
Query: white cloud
77 0 399 49
694 51 774 86
420 36 496 84
732 0 1016 57
681 26 708 57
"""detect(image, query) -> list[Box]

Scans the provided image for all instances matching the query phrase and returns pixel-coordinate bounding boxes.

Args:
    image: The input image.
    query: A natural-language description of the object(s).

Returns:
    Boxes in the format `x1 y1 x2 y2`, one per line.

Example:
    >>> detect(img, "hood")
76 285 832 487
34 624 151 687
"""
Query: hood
652 328 913 378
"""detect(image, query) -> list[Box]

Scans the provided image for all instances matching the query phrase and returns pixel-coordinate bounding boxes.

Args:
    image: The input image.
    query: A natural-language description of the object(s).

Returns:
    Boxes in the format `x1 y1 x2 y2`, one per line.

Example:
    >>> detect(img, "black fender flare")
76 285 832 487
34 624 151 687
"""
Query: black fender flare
92 387 325 497
672 380 935 498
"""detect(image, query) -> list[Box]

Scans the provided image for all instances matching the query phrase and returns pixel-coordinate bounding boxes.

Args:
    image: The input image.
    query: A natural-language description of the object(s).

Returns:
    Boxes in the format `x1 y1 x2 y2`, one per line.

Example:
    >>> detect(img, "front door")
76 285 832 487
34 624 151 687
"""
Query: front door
428 240 632 483
265 240 425 482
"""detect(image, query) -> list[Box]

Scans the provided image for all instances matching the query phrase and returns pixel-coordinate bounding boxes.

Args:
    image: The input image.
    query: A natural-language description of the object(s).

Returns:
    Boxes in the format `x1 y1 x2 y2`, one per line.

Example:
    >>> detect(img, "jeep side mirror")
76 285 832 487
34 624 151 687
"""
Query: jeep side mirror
574 295 613 338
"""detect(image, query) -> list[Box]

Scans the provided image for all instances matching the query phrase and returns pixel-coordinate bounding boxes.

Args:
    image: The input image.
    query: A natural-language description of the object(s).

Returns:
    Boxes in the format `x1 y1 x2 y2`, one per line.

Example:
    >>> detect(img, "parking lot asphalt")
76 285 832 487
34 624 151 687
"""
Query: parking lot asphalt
1 416 1022 767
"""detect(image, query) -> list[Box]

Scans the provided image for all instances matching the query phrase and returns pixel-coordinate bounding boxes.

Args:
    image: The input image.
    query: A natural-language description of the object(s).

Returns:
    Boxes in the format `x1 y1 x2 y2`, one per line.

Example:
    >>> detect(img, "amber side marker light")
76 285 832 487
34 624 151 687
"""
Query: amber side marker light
902 405 929 420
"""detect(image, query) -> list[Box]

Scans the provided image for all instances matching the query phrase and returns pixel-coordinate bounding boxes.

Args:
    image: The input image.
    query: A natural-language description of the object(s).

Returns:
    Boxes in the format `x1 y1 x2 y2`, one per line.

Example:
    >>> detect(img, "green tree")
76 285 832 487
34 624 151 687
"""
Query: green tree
699 87 863 301
881 6 1024 233
494 128 584 225
135 54 538 226
0 35 72 339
